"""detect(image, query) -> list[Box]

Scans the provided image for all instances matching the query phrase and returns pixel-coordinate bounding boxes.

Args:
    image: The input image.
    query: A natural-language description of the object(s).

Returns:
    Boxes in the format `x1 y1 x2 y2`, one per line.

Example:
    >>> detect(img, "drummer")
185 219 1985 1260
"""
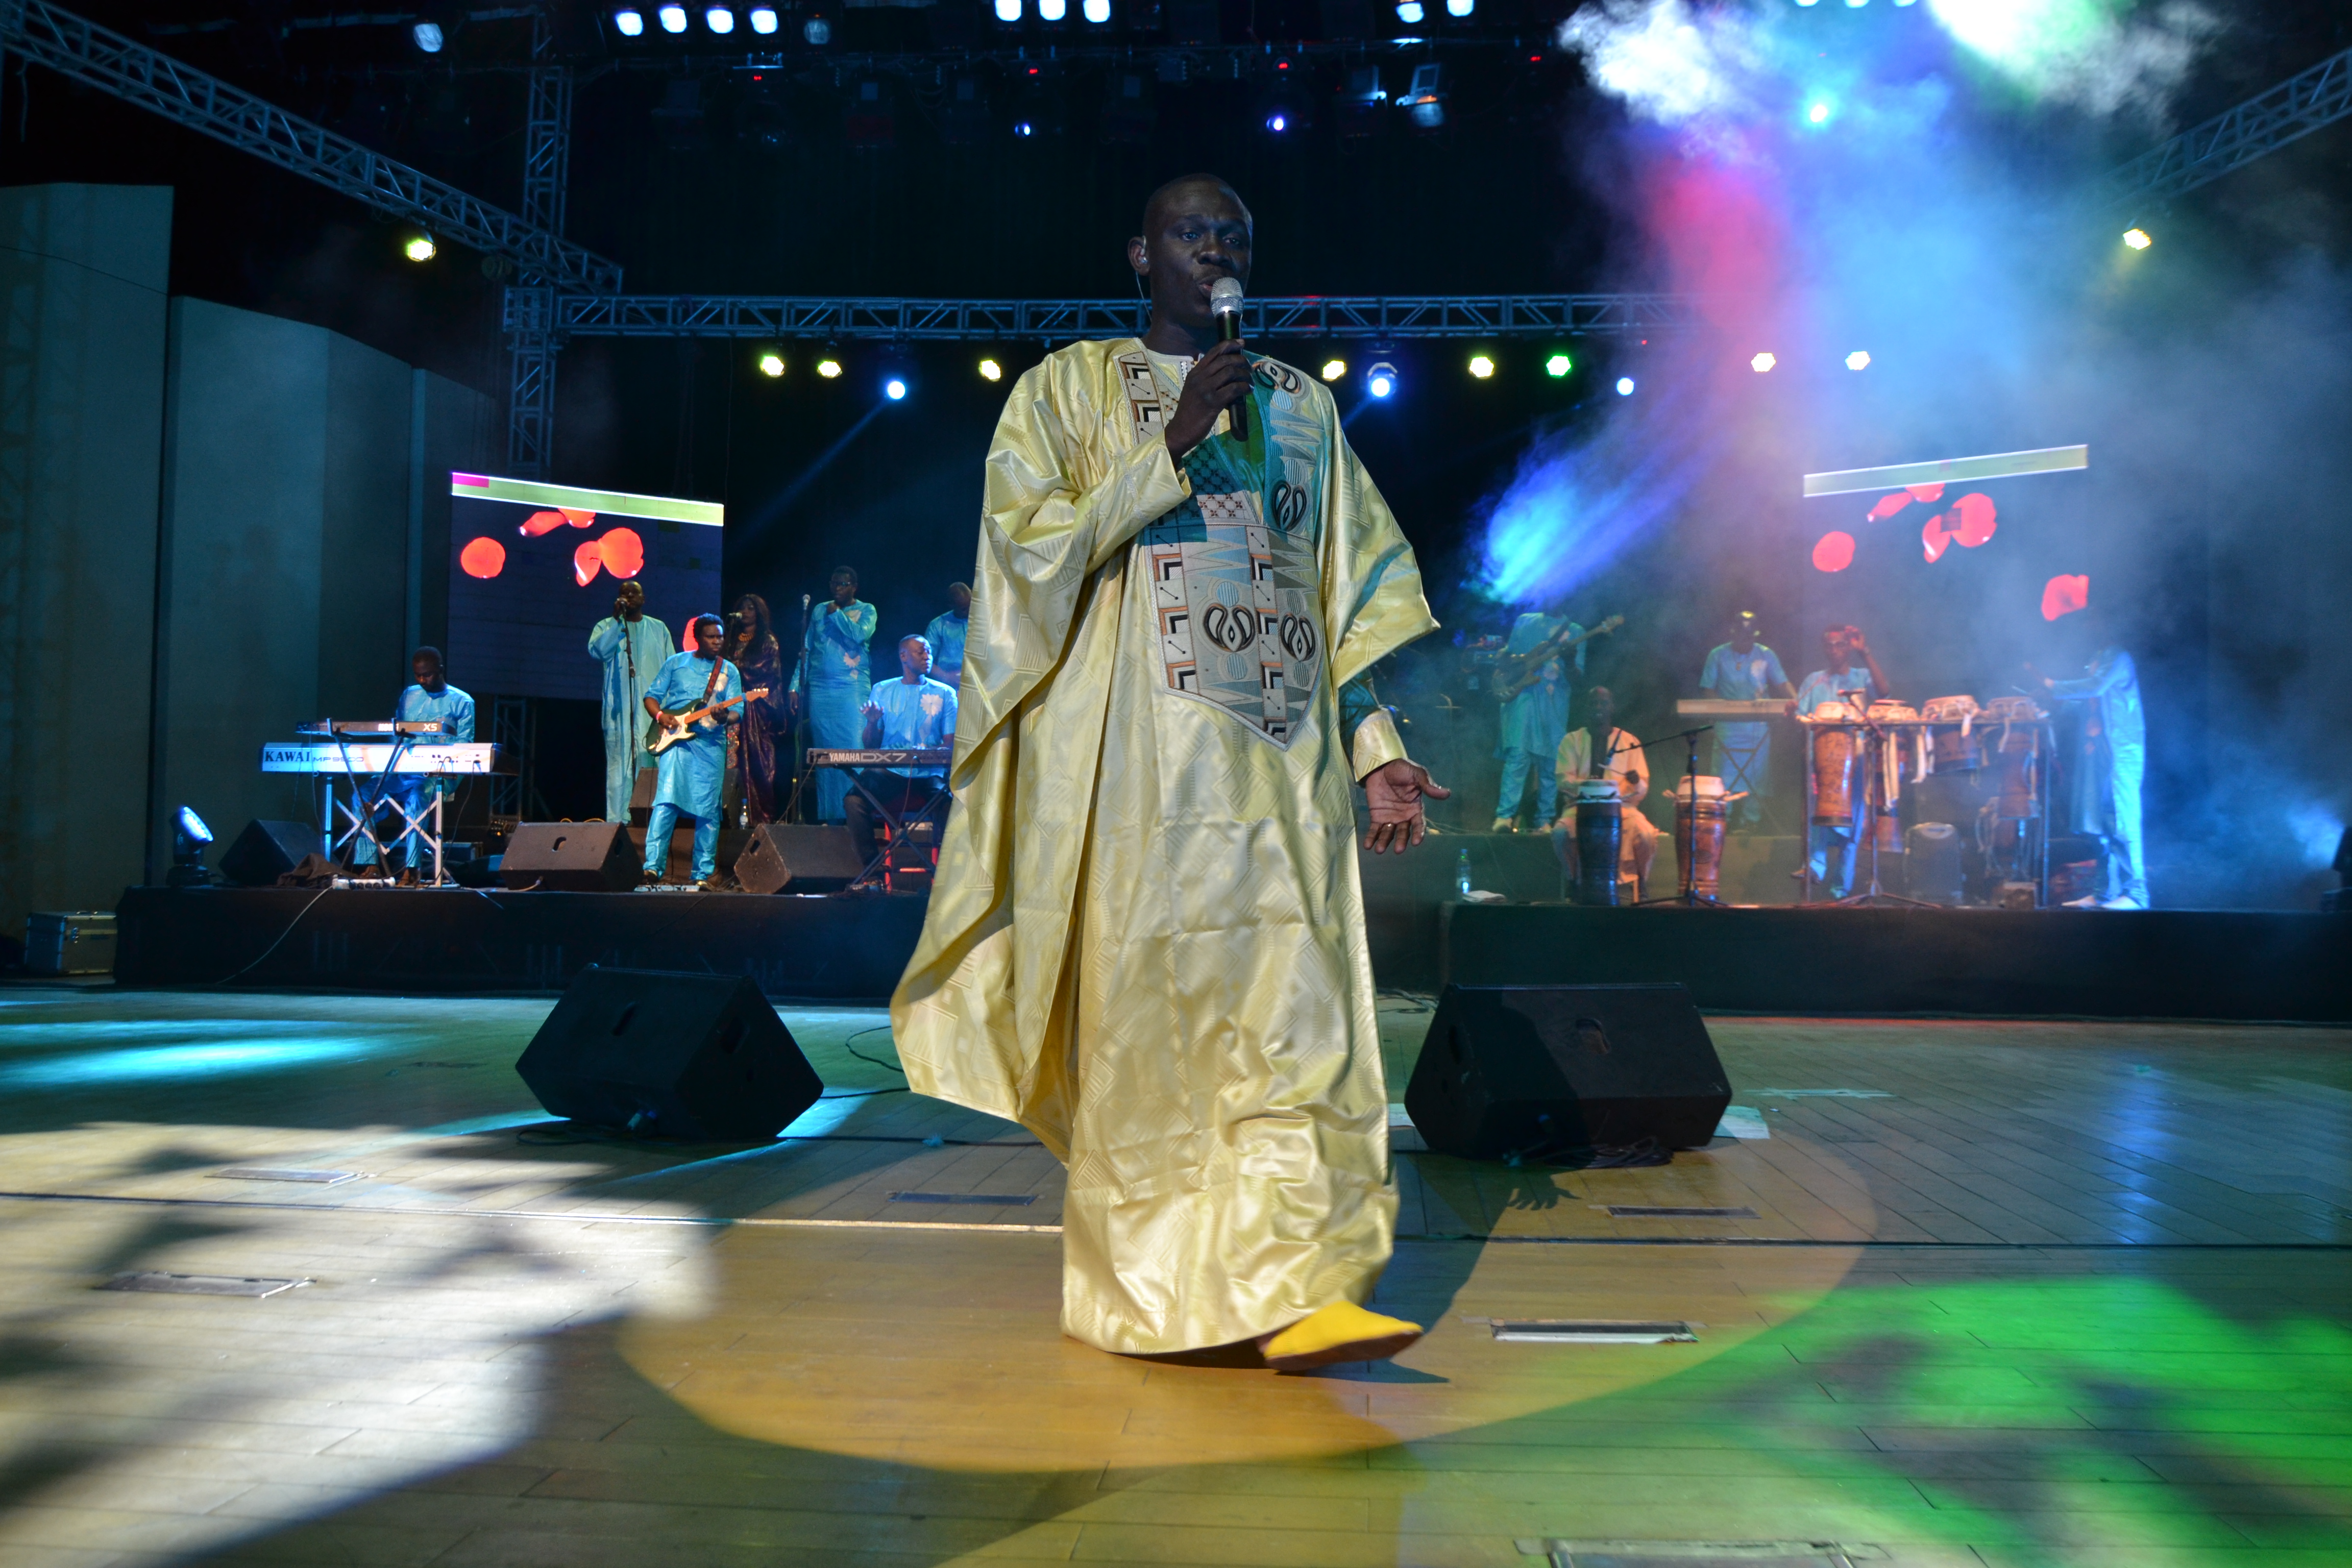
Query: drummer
1551 686 1657 897
1790 625 1894 897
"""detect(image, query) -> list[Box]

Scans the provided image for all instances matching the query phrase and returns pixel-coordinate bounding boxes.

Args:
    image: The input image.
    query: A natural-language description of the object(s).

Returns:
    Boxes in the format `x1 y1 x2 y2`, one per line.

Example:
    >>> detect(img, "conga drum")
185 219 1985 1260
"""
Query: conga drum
1573 778 1623 906
1809 718 1857 827
1674 775 1729 899
1997 728 2040 819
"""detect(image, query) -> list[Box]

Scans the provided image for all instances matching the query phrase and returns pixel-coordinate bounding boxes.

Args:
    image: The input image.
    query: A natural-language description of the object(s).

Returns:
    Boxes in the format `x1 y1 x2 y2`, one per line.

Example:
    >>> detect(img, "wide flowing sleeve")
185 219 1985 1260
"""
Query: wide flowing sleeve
1314 387 1437 776
953 352 1193 788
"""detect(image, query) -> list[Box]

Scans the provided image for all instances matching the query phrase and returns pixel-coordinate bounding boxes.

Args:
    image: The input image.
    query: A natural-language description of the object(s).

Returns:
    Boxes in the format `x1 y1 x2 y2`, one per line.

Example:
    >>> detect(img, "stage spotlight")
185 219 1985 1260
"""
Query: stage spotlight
817 357 843 378
1366 361 1398 398
1794 0 1819 6
803 15 830 42
1320 358 1347 381
885 378 909 401
1083 0 1111 20
2122 227 2152 250
1807 100 1831 125
170 804 215 886
705 5 734 33
1265 110 1289 132
979 358 1003 381
1545 353 1572 377
756 351 785 378
1845 0 1866 7
403 233 437 262
1039 0 1066 18
614 7 645 36
995 0 1021 16
658 3 688 31
412 20 446 52
1615 376 1635 396
1446 0 1473 14
1845 350 1871 370
749 4 778 30
1467 354 1495 379
1751 351 1776 372
1394 0 1425 22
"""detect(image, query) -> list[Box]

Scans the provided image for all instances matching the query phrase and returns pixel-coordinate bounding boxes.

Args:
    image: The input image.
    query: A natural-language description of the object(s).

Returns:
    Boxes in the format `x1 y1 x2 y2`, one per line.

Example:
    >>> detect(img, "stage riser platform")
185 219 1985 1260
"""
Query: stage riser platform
1438 902 2352 1021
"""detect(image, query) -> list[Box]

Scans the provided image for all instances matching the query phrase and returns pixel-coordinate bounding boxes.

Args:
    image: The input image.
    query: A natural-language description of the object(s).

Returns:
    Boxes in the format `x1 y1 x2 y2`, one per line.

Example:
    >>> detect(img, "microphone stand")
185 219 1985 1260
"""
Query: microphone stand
1635 725 1731 908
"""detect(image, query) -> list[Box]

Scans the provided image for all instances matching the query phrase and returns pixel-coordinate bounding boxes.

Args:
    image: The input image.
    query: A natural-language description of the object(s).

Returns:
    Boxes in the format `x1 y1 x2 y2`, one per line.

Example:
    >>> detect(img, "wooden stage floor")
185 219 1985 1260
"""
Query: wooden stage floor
0 987 2346 1565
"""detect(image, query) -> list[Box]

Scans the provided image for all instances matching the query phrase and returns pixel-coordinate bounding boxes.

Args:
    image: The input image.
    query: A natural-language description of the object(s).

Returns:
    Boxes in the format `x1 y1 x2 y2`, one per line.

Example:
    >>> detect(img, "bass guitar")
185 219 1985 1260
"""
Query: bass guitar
1491 615 1624 701
644 688 771 755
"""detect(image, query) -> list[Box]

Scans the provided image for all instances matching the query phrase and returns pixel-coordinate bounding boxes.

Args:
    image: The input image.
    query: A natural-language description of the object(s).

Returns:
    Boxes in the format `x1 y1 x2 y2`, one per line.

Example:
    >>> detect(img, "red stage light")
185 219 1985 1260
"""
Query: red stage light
1921 514 1951 562
597 526 646 579
1950 493 1996 548
573 538 605 587
2042 574 2089 621
1866 492 1913 522
458 536 506 578
1811 530 1855 572
1905 482 1945 503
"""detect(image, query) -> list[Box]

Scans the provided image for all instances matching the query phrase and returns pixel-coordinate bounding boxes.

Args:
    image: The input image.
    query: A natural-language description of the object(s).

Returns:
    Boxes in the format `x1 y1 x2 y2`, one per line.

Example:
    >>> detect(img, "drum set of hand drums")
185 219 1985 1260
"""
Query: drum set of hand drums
1566 774 1735 906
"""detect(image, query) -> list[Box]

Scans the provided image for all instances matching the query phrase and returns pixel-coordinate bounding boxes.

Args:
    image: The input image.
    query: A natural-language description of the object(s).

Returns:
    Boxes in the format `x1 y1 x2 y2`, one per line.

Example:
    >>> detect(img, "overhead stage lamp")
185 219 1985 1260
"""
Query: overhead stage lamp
613 8 645 36
412 20 446 52
885 377 909 401
1793 0 1819 7
749 5 779 31
1083 0 1112 21
1446 0 1474 15
1366 361 1398 399
403 232 437 262
978 358 1003 381
1545 353 1572 377
1467 354 1495 379
1615 376 1635 396
1807 100 1831 125
1751 351 1776 372
994 0 1022 17
817 357 843 379
1265 110 1290 133
1845 350 1871 371
803 16 830 43
169 805 215 887
705 6 735 33
2122 227 2152 250
657 3 689 32
756 351 785 378
1320 358 1347 381
1394 1 1425 22
1039 0 1067 19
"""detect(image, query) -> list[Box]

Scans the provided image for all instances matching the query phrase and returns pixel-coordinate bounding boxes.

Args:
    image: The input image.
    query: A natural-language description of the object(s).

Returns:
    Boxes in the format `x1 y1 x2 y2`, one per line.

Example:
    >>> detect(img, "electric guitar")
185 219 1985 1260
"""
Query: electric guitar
1491 615 1624 701
644 688 770 755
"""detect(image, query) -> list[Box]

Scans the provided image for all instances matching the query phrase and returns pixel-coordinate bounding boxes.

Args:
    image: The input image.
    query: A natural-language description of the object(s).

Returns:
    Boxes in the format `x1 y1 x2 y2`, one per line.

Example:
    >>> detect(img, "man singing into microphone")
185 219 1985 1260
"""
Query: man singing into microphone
893 174 1450 1370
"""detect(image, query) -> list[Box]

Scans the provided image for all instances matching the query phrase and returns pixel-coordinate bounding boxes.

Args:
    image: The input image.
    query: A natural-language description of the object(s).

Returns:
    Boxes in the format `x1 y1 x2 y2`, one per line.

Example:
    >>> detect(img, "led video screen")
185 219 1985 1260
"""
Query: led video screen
446 473 723 701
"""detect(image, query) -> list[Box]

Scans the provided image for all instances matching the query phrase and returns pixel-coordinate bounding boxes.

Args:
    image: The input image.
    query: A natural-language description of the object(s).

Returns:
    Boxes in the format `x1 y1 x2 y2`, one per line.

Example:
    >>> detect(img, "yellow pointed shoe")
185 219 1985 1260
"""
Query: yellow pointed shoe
1258 1302 1424 1373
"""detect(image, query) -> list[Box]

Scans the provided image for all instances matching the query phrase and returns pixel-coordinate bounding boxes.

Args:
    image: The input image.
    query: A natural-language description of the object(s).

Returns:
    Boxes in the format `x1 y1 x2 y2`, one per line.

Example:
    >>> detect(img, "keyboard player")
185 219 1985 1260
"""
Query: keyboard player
356 647 476 872
1698 612 1794 828
845 635 958 876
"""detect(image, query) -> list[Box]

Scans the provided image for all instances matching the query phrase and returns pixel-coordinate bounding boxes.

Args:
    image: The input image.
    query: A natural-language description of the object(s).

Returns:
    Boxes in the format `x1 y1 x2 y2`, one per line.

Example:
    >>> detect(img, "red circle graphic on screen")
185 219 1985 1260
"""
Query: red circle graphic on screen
1811 530 1856 572
561 508 598 529
1950 493 1997 548
1921 515 1951 563
2042 574 2090 621
573 538 605 587
459 536 507 578
597 527 645 579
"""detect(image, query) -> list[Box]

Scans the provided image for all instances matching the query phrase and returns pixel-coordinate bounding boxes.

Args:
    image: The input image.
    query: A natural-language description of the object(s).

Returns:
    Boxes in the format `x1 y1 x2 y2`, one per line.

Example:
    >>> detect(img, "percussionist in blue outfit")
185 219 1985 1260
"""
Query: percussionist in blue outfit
844 634 958 879
641 614 744 888
359 647 474 874
1791 624 1892 899
925 581 971 689
788 565 877 823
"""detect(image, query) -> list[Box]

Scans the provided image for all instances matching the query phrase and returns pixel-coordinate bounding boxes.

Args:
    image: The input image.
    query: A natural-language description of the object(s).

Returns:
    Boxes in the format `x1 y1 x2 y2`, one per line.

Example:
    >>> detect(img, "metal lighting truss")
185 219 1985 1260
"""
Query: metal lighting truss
507 13 576 476
2097 44 2352 214
520 292 1704 341
0 0 622 294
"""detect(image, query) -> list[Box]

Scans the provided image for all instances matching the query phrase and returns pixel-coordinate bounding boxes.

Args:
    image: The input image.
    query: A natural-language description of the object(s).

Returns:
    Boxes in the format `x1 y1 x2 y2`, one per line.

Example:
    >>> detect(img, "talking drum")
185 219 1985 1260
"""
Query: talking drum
1810 722 1858 826
1673 775 1729 900
1573 778 1623 906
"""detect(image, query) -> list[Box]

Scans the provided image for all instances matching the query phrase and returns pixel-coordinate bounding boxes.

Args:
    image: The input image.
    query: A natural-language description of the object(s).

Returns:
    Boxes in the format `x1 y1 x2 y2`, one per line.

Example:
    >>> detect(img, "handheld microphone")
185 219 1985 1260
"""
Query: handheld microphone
1209 277 1249 442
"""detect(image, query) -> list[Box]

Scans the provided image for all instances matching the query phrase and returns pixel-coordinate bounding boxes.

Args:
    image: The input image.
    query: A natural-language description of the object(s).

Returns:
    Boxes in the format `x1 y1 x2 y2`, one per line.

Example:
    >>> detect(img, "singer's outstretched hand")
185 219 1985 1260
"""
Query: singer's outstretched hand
1165 339 1253 462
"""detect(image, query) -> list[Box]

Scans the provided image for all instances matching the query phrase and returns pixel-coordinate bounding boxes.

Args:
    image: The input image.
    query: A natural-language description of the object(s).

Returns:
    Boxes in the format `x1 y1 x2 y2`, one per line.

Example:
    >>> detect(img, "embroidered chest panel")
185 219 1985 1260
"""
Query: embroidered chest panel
1118 351 1324 748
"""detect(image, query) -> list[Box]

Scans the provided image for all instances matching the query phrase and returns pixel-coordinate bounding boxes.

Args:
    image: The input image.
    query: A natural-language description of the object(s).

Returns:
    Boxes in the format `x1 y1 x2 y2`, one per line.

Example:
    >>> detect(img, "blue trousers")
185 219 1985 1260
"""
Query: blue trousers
644 801 719 882
353 779 437 866
1495 747 1559 826
2103 744 2148 903
1807 812 1861 897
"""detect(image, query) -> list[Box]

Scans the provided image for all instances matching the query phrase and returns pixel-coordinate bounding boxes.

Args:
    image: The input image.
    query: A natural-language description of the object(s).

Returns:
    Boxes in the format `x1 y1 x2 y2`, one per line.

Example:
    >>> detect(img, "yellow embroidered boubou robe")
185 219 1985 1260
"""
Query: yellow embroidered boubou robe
890 338 1438 1355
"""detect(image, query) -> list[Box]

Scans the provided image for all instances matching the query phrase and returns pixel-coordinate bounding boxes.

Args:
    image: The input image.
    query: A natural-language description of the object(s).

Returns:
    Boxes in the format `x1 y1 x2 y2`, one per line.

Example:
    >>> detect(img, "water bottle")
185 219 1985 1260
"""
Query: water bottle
1455 847 1474 900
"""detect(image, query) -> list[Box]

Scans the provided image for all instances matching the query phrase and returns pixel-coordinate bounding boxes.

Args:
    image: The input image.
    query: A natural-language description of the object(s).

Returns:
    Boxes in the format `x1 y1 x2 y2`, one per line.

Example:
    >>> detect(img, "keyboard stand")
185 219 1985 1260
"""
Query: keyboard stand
843 769 951 891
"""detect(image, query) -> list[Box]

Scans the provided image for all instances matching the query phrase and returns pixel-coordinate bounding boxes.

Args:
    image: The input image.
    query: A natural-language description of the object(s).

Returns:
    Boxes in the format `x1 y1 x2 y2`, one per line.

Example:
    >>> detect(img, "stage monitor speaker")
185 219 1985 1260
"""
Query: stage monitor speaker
1404 984 1731 1161
516 967 824 1141
735 824 864 894
500 822 638 891
220 820 316 887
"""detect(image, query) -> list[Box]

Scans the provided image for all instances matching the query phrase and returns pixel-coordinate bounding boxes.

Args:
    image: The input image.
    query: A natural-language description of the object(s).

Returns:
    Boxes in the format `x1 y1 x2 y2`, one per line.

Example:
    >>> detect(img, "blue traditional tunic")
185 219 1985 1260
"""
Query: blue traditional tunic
589 614 676 821
1493 610 1581 825
2047 646 2148 905
642 651 742 881
357 682 474 865
924 609 969 683
866 674 958 780
1699 640 1788 803
790 598 877 821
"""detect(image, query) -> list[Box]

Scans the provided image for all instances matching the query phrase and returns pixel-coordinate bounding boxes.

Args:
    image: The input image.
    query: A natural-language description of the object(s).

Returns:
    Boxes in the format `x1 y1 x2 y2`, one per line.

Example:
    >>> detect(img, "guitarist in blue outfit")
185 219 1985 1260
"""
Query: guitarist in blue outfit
641 614 745 888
